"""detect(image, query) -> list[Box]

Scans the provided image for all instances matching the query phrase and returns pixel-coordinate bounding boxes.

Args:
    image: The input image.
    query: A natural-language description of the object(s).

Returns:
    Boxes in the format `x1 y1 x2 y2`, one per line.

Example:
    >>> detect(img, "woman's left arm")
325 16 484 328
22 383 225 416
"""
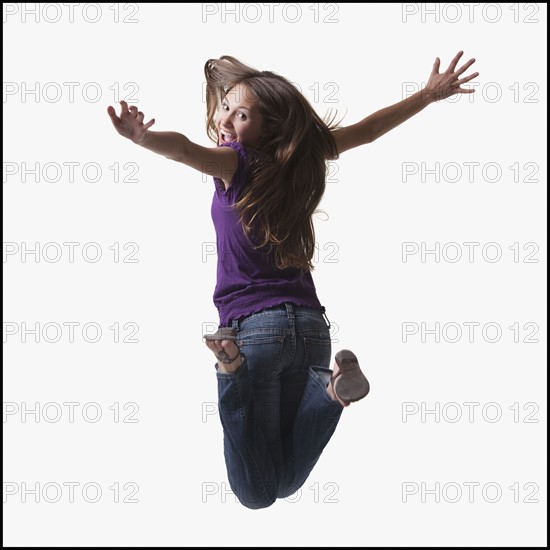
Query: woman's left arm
332 51 479 155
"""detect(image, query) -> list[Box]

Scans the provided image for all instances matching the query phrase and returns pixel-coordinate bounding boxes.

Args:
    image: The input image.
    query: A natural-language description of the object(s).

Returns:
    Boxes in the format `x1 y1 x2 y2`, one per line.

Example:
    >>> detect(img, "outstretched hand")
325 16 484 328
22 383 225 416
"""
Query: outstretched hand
424 51 479 102
107 100 155 144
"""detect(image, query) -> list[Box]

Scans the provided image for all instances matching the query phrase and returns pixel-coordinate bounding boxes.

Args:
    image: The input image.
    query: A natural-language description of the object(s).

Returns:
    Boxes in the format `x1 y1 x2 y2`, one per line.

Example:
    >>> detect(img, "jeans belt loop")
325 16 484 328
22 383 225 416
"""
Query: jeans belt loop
322 308 331 330
285 302 295 321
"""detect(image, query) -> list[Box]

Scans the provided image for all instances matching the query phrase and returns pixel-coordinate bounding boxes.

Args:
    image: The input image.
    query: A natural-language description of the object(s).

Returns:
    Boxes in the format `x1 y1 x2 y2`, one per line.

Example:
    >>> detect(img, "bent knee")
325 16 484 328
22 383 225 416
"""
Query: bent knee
277 482 302 500
233 482 277 510
238 496 277 510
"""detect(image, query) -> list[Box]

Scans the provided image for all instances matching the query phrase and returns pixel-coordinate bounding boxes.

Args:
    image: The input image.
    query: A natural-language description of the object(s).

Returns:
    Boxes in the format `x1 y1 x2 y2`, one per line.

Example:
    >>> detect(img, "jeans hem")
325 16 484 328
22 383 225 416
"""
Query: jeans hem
310 366 344 409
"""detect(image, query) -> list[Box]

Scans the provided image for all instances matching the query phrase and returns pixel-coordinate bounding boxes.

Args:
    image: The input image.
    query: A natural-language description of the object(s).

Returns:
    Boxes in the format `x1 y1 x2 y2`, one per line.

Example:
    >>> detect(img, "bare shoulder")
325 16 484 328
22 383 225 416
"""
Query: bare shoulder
181 140 238 188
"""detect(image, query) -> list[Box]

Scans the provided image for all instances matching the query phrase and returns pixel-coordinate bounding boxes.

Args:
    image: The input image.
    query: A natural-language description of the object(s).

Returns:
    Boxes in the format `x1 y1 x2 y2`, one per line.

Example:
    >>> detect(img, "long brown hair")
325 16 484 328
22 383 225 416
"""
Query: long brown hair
204 56 343 272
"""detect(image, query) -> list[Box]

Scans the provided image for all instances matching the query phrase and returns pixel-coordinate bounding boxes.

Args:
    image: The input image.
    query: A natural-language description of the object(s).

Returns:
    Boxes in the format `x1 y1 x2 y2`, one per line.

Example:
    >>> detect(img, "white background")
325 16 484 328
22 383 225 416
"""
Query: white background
3 2 547 547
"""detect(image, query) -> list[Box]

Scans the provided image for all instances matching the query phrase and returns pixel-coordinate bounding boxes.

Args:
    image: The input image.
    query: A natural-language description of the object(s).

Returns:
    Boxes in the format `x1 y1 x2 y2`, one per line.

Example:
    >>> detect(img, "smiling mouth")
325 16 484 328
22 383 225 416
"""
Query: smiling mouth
220 130 237 143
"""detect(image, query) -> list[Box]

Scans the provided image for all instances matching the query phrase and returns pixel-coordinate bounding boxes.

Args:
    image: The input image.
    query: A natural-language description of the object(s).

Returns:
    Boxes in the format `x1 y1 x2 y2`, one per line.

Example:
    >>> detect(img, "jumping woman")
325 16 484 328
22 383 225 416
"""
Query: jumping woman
107 51 478 509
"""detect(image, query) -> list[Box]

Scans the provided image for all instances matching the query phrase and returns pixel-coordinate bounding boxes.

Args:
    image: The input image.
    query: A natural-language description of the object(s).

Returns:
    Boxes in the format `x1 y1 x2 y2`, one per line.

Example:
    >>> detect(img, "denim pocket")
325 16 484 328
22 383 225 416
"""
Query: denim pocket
236 334 286 382
301 334 332 371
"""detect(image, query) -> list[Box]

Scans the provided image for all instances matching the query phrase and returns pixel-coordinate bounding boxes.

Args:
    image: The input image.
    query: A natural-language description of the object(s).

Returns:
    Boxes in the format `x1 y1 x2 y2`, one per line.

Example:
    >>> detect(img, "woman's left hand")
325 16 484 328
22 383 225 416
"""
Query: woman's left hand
424 50 479 103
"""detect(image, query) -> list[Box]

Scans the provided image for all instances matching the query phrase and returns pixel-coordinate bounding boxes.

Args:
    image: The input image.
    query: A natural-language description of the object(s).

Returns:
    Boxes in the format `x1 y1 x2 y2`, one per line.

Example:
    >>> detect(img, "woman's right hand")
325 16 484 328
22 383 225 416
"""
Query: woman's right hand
424 51 478 103
107 100 156 144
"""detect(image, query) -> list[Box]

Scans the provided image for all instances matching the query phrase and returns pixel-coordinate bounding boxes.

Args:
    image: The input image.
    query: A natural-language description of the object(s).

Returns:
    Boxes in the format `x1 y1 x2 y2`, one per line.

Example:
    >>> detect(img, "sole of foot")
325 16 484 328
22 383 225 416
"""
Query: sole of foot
327 358 350 407
328 350 370 407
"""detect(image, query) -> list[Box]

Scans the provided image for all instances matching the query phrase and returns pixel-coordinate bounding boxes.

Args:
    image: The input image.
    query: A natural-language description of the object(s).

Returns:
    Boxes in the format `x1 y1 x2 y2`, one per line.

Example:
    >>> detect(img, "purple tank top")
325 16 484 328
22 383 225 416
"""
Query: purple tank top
211 141 324 326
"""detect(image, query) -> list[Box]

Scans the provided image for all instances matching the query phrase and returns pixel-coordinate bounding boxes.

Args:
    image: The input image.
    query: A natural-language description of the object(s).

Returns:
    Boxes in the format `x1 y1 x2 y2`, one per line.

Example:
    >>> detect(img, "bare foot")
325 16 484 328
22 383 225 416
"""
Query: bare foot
326 359 350 407
205 338 242 373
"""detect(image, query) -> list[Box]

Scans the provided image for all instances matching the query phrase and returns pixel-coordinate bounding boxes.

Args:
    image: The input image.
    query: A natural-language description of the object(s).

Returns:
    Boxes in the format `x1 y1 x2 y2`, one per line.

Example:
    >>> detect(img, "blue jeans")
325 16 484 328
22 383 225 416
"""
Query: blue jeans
214 302 344 510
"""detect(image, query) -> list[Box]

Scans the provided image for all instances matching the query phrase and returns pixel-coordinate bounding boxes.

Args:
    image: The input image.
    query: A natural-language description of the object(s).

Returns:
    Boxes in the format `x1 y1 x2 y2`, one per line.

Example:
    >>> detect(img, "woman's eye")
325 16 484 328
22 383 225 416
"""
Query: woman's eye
221 104 246 119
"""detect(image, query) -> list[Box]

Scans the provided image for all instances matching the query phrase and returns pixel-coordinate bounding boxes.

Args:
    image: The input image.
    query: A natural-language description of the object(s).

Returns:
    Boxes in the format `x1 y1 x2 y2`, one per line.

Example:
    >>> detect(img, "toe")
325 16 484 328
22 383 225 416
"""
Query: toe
205 340 222 354
221 339 237 354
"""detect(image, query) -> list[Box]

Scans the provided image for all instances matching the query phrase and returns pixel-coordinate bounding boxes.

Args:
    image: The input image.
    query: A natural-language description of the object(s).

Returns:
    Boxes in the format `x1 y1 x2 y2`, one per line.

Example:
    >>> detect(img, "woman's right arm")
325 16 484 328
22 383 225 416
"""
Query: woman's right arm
107 100 238 185
330 51 478 157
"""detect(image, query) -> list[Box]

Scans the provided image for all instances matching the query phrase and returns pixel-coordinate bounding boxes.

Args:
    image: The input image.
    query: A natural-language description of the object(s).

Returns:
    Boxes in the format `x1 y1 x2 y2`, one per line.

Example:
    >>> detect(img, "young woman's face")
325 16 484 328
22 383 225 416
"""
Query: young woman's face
217 83 264 147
